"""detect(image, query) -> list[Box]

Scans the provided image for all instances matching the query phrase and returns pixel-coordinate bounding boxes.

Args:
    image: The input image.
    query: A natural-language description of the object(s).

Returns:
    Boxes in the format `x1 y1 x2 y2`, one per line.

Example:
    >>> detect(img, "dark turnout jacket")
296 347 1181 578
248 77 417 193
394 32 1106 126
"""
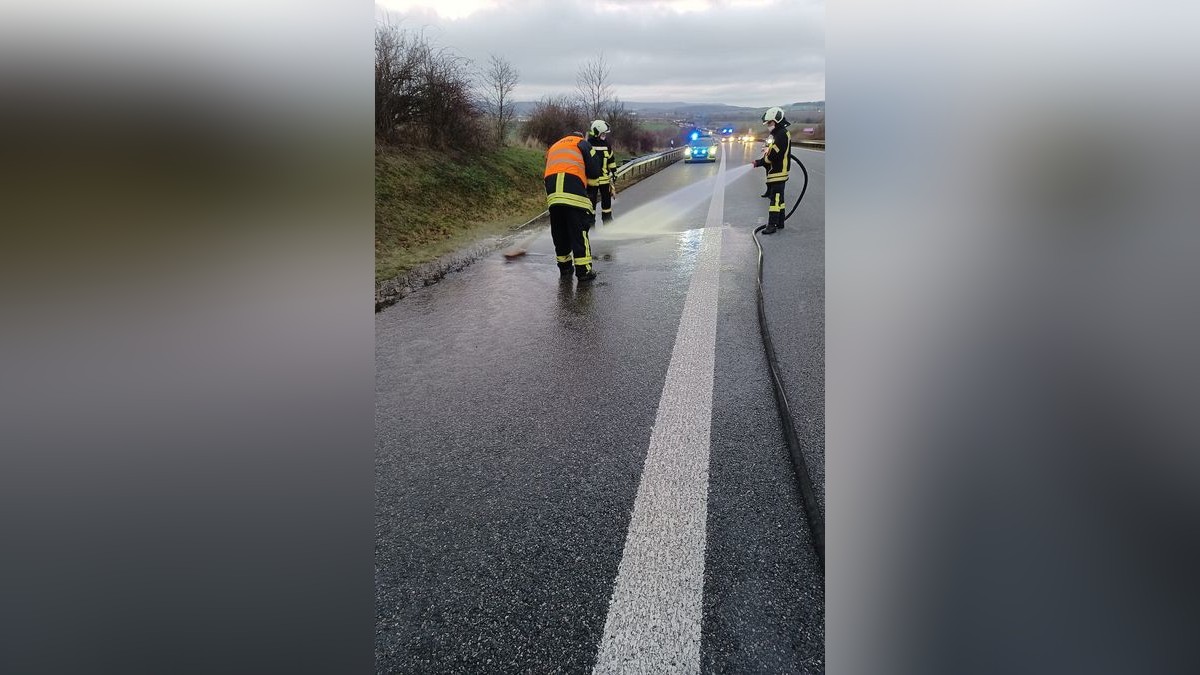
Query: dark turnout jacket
586 135 615 186
753 119 792 183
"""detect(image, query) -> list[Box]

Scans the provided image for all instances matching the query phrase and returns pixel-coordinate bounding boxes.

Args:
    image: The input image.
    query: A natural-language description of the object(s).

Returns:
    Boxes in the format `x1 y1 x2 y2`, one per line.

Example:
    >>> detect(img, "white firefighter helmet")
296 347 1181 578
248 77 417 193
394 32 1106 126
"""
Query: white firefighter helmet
590 120 610 136
762 106 785 124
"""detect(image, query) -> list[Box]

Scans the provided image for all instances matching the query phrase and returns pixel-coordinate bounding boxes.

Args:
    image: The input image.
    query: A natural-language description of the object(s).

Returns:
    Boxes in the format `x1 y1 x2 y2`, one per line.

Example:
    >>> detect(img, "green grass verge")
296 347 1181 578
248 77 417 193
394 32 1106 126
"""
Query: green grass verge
637 120 679 132
375 145 547 282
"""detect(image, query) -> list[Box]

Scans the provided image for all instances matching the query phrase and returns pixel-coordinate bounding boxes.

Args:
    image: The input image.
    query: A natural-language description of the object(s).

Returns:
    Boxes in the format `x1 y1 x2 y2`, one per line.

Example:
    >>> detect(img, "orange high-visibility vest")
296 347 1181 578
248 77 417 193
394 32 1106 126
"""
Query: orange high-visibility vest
544 135 588 184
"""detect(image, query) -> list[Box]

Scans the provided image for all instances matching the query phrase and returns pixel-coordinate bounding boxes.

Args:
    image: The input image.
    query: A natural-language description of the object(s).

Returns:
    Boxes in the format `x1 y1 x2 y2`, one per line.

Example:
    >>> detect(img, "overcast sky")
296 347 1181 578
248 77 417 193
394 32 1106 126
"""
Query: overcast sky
374 0 824 108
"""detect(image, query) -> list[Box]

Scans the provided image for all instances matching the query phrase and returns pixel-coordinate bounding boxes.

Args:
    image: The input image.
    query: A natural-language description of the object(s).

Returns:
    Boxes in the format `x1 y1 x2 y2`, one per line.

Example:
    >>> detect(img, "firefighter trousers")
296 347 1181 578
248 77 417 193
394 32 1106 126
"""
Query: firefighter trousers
549 204 593 276
765 181 787 229
587 184 613 222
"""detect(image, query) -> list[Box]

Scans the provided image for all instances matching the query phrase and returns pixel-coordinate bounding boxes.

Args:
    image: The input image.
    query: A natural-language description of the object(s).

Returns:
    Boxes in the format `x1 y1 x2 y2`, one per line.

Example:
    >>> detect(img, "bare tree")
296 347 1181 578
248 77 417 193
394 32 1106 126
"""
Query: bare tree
375 24 423 144
480 54 520 146
414 43 481 149
603 98 634 149
522 95 586 147
375 23 485 150
600 98 658 154
576 52 615 123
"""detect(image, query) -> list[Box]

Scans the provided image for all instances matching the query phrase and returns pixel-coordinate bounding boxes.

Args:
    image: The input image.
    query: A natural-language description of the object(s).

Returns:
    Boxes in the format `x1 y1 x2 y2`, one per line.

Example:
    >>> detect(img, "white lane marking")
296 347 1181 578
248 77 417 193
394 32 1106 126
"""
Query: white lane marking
593 153 726 674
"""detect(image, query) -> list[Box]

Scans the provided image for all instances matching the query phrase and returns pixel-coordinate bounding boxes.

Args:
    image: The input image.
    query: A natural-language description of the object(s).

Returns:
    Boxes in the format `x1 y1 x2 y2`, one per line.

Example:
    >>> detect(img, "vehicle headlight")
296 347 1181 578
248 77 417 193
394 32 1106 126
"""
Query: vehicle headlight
684 148 692 155
708 147 716 155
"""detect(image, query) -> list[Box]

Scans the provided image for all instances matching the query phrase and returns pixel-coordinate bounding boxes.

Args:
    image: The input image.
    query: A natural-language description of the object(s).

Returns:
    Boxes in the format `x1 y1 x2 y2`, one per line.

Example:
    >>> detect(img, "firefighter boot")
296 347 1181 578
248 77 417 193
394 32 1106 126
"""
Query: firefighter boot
558 261 574 279
764 210 782 234
762 212 778 235
576 263 597 282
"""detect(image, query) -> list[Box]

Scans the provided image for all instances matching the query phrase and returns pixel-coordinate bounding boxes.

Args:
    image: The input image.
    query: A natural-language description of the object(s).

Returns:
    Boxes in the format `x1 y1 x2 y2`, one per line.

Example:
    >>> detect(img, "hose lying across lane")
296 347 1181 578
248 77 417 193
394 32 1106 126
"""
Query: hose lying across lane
751 152 823 567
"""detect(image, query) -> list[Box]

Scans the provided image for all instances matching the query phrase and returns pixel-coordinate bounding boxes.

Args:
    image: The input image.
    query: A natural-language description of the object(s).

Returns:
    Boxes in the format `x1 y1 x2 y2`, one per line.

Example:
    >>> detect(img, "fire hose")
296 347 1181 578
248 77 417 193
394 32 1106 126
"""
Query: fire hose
752 150 823 566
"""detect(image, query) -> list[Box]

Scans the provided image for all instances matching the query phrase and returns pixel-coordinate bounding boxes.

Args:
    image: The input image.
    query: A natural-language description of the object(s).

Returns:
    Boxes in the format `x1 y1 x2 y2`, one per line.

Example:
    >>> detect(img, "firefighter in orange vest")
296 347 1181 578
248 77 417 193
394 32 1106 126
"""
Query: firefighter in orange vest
751 106 791 234
545 131 603 281
586 120 617 223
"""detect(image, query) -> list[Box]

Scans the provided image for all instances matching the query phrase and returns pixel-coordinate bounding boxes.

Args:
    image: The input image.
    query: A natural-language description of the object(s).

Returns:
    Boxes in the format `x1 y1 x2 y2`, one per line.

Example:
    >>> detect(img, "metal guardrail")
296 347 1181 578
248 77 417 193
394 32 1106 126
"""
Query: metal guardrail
613 147 685 184
509 147 685 232
794 139 825 150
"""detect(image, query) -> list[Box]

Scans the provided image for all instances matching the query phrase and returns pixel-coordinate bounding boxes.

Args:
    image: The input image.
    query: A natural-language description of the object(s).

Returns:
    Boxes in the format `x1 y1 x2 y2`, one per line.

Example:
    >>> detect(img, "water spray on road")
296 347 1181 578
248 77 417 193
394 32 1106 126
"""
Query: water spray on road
593 163 756 242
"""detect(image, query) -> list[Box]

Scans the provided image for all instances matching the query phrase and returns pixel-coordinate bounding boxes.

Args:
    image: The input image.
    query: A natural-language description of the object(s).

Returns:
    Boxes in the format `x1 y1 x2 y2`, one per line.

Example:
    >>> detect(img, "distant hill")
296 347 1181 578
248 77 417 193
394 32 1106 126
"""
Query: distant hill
623 101 823 116
509 100 722 116
510 101 541 116
512 100 824 117
788 101 825 111
620 101 693 112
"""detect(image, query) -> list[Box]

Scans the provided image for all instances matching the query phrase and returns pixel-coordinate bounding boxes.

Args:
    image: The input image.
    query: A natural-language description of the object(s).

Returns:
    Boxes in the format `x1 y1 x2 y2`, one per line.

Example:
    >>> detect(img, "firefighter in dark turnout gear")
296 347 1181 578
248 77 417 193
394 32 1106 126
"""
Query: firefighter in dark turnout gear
544 131 603 280
586 120 617 223
752 106 791 234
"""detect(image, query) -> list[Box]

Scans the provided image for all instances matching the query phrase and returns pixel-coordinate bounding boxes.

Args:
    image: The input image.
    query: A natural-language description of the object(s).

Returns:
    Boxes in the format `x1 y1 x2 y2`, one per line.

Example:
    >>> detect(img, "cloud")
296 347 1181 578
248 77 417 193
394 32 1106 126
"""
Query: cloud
375 0 823 107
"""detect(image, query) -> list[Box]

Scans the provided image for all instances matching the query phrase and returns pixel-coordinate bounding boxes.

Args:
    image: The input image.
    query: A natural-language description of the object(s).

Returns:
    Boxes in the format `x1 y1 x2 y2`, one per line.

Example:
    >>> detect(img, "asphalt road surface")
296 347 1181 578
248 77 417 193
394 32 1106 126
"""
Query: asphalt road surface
376 139 825 673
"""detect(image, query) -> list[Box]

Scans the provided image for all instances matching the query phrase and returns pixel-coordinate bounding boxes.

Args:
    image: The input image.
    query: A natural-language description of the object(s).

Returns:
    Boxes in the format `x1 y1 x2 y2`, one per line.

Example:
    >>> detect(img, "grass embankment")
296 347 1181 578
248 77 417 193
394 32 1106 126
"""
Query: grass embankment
375 145 547 282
